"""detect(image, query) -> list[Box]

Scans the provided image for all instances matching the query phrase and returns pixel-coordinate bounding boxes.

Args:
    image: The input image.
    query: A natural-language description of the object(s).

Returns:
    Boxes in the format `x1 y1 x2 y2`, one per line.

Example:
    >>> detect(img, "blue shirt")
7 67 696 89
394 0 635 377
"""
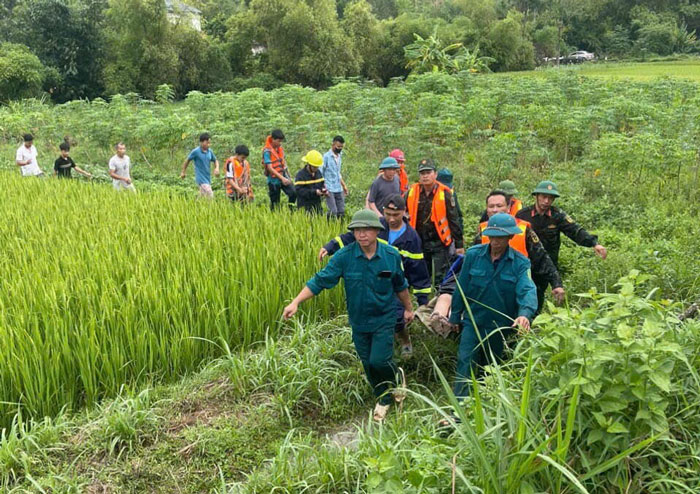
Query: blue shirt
307 241 408 332
320 149 343 193
187 146 217 185
449 244 537 328
388 224 406 245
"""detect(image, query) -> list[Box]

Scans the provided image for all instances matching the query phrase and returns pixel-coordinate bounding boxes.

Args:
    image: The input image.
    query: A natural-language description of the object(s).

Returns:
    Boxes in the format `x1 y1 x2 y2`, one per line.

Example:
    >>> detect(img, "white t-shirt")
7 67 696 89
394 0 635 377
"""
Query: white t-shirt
15 144 42 176
109 154 131 187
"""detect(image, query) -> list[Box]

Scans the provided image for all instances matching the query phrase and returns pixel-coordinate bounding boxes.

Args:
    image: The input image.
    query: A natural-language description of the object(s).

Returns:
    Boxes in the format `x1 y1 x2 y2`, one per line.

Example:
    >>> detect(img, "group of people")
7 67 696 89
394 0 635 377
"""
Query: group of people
16 129 609 425
284 163 608 424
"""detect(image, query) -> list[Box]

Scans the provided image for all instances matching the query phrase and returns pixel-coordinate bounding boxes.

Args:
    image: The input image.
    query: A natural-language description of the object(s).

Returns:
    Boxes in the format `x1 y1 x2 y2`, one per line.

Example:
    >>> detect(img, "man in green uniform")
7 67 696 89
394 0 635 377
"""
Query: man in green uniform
283 209 415 422
516 180 607 313
449 213 538 400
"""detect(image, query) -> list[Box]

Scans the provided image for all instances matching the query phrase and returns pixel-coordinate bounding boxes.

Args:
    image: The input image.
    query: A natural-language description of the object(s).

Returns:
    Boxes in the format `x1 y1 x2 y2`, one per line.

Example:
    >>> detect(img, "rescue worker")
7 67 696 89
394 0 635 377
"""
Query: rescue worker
417 190 565 338
319 194 431 358
449 213 537 401
476 191 564 305
294 150 327 214
436 168 464 232
283 209 415 422
223 145 253 203
389 149 409 195
406 159 464 285
262 129 296 210
479 180 522 222
516 180 607 313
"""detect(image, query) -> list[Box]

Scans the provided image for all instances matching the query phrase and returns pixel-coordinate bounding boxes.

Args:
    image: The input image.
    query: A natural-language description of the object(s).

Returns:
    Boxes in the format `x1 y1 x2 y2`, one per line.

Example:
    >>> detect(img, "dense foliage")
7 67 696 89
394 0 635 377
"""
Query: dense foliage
0 0 698 100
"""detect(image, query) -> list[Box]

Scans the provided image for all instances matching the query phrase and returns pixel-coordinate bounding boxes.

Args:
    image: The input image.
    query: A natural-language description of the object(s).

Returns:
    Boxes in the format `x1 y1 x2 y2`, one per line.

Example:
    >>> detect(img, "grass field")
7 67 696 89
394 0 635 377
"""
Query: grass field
2 69 700 492
503 58 700 81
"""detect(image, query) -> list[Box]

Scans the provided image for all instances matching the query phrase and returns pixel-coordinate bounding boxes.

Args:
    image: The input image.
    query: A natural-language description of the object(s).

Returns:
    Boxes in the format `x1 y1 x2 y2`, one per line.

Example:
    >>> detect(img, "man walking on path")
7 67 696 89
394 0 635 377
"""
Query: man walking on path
367 157 401 217
449 213 537 401
283 209 414 422
321 136 348 219
181 133 220 198
319 195 431 358
516 180 607 313
16 134 44 177
295 150 327 214
263 129 296 210
406 159 464 284
109 142 135 192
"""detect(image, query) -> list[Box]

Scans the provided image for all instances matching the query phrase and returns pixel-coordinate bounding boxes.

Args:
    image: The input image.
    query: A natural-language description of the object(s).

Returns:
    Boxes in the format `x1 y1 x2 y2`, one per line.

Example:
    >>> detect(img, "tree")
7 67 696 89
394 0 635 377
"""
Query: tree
0 42 47 101
8 0 106 101
404 30 491 74
484 10 535 71
102 0 179 97
342 0 382 80
246 0 359 87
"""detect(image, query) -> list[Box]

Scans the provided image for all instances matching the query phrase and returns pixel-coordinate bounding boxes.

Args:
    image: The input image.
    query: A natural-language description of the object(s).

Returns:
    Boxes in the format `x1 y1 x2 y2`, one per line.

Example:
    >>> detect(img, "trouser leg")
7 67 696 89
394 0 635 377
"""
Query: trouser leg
334 192 345 218
454 322 482 399
533 275 548 315
352 327 396 405
281 182 297 207
425 246 451 287
325 193 338 217
268 182 281 210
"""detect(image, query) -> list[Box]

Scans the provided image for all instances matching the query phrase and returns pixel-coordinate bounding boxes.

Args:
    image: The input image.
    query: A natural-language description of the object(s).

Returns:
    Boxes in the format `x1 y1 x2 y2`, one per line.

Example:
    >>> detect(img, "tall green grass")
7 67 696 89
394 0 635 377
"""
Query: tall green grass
0 173 344 427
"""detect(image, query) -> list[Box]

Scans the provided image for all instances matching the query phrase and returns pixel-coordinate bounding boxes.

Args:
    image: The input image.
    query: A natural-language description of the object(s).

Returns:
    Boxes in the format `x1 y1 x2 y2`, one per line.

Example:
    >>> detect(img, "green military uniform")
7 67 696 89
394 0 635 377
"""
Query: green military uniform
306 238 408 405
450 214 538 399
516 181 599 313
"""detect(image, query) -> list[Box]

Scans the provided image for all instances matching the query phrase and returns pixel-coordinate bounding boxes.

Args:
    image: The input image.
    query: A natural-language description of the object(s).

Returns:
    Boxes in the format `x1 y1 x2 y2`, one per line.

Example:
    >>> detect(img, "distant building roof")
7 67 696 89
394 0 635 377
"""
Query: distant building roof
165 0 201 15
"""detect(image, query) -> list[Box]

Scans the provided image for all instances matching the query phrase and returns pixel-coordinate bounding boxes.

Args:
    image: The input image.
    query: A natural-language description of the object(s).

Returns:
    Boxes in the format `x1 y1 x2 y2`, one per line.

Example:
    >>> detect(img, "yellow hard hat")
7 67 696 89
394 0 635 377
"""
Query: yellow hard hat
301 150 323 168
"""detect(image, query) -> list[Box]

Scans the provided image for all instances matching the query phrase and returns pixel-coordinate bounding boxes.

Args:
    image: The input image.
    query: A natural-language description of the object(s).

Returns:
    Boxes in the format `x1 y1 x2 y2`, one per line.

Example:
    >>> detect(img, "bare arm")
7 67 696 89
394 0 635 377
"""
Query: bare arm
180 159 191 178
282 286 315 319
74 166 92 178
109 169 130 183
213 159 220 177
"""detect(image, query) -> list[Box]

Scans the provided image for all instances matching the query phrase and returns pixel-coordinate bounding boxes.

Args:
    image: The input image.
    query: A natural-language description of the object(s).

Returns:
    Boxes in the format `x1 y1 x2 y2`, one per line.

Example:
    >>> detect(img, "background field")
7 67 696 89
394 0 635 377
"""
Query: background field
2 68 700 492
509 59 700 81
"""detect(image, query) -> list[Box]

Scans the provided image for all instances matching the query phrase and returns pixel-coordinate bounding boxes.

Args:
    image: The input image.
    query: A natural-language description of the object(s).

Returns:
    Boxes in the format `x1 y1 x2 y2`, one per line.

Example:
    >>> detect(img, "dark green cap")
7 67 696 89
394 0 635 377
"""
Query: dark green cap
348 209 385 230
418 158 436 172
532 180 560 197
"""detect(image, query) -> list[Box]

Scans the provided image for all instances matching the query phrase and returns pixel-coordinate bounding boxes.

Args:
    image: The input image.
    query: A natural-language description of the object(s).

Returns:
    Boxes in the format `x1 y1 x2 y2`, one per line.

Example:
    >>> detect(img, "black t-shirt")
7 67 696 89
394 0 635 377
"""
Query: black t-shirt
54 156 76 178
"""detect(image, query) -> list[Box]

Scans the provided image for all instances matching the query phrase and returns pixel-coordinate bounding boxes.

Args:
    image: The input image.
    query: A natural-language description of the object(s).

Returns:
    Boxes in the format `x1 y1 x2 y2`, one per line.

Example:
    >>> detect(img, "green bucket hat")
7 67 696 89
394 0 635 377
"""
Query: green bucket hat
482 213 521 237
436 168 453 188
532 180 560 197
379 157 400 170
348 209 385 230
497 180 518 196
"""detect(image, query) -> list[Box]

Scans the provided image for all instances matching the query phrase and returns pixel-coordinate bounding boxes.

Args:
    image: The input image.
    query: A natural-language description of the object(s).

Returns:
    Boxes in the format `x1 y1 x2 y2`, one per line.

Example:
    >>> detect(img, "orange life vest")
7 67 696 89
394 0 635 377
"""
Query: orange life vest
225 157 252 197
399 164 409 195
479 217 530 257
406 183 452 246
261 136 286 177
509 198 523 216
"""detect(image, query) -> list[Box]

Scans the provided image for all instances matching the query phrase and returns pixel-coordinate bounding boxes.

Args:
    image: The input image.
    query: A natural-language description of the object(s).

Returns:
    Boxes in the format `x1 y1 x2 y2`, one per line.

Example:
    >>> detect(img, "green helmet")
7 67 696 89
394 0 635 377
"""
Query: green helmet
482 213 522 237
497 180 517 196
436 168 453 188
379 157 400 170
348 209 385 230
532 180 560 197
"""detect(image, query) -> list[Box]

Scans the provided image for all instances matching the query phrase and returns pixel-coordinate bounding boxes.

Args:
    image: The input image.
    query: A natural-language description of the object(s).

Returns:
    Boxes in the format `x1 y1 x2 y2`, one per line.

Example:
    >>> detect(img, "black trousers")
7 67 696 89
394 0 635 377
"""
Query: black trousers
268 181 296 210
533 274 548 315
